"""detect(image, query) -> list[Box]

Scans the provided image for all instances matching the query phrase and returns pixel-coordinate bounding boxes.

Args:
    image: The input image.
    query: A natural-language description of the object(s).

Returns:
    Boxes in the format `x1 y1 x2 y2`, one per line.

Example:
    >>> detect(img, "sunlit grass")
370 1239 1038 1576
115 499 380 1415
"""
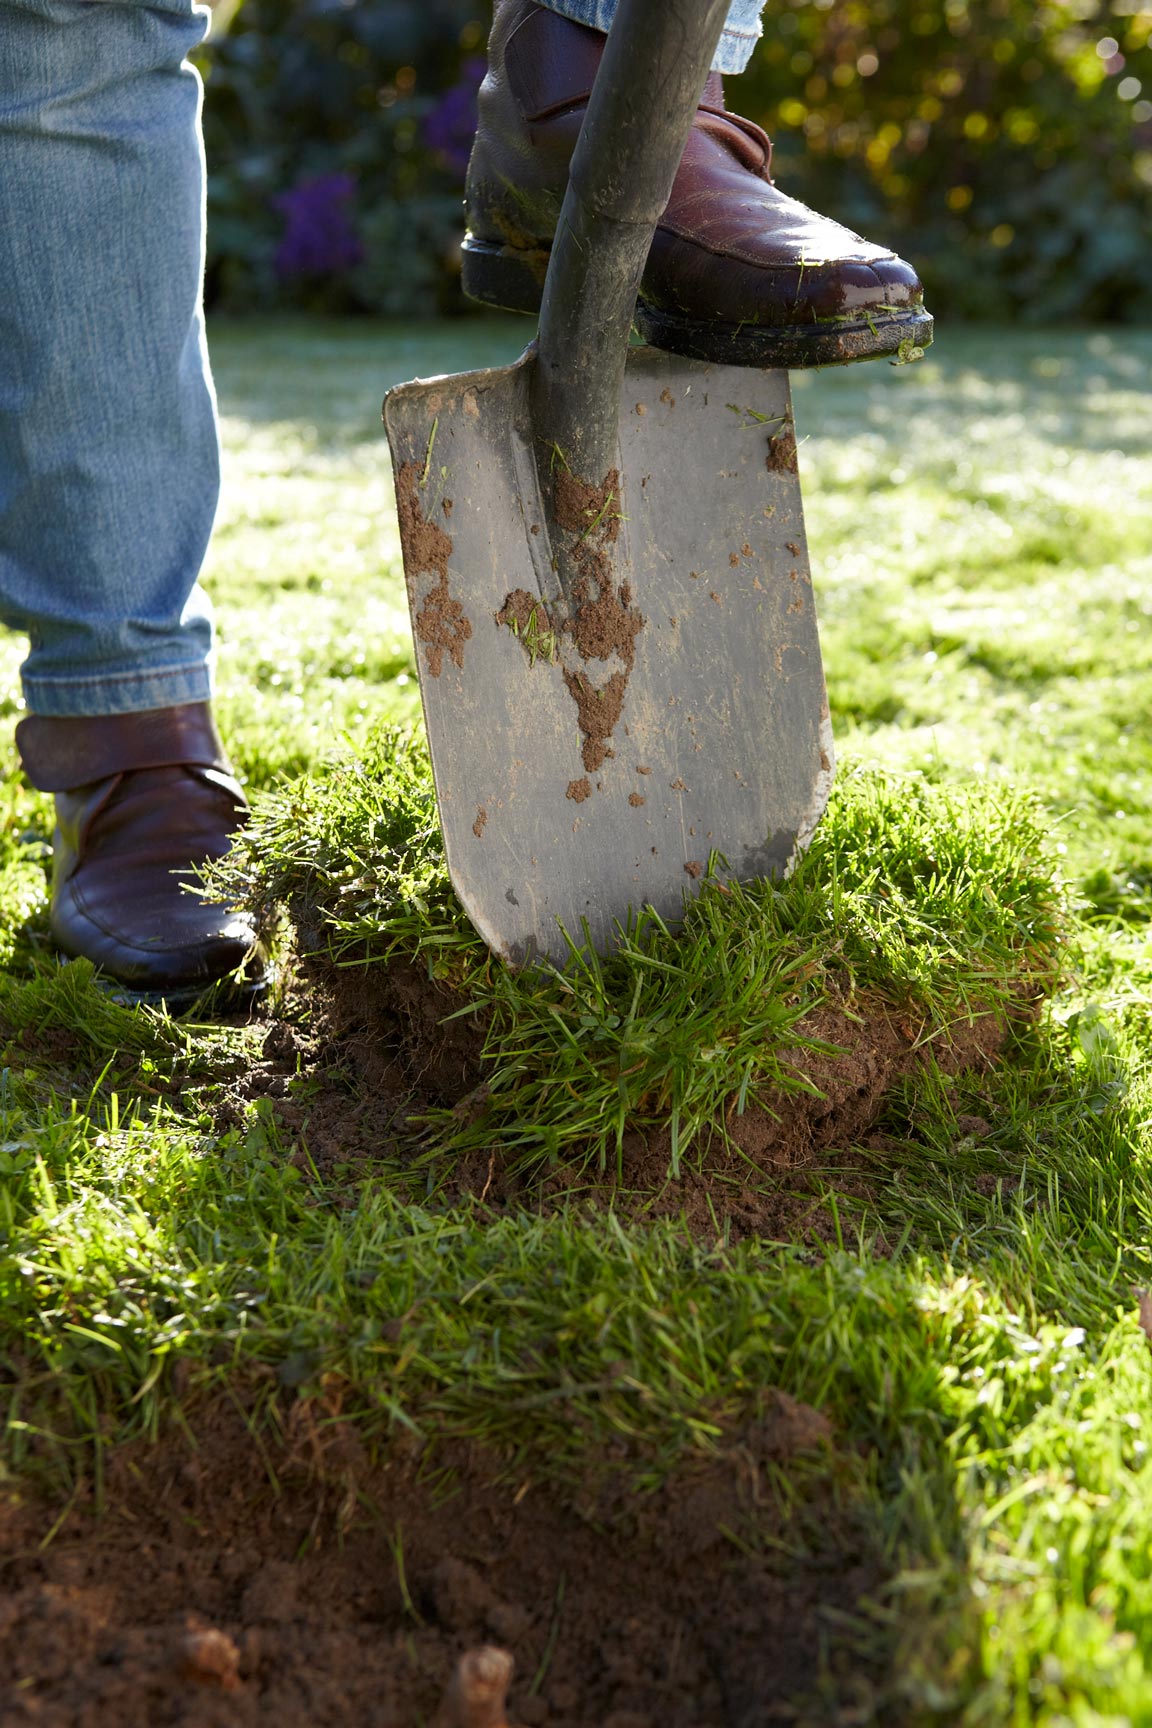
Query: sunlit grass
1 318 1151 1722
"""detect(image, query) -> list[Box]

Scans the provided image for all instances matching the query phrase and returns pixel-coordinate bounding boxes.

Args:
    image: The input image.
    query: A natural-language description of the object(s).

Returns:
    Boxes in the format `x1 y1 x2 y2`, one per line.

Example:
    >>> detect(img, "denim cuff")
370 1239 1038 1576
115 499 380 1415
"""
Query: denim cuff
534 0 764 74
21 659 214 719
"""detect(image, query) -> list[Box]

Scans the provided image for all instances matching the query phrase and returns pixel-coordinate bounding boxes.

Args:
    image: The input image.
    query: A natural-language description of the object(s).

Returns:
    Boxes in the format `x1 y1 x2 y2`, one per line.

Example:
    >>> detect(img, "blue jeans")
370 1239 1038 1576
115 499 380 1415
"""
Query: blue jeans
0 0 767 719
0 0 217 718
544 0 767 73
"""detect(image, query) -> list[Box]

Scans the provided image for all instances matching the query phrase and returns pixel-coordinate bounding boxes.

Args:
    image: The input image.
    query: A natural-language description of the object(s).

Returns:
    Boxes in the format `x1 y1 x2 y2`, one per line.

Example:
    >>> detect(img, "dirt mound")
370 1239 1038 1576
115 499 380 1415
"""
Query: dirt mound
229 955 1019 1243
0 1394 879 1728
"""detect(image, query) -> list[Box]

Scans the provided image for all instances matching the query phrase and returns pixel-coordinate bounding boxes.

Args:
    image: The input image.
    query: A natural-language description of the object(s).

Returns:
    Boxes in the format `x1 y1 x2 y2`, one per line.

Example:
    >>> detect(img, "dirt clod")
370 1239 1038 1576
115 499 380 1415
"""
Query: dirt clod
436 1646 514 1728
397 460 472 678
181 1625 241 1691
628 793 646 808
766 427 799 474
551 470 645 788
473 807 488 839
566 777 591 803
496 589 540 635
683 860 704 879
563 668 629 775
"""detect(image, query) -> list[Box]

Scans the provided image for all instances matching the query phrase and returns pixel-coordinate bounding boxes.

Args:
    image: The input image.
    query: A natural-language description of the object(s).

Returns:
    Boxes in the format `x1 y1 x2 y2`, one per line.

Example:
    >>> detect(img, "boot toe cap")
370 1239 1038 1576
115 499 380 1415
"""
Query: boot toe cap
54 883 261 994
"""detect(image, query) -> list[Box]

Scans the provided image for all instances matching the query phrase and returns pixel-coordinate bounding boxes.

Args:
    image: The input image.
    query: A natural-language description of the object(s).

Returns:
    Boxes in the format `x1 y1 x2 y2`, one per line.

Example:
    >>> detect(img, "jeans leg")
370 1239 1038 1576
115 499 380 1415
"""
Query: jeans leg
0 0 219 718
534 0 767 73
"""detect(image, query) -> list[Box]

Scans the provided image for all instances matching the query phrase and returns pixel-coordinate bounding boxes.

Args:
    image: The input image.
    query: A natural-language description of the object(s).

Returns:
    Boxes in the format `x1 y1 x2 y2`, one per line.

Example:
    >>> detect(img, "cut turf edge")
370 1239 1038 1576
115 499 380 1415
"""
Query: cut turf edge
208 724 1069 1199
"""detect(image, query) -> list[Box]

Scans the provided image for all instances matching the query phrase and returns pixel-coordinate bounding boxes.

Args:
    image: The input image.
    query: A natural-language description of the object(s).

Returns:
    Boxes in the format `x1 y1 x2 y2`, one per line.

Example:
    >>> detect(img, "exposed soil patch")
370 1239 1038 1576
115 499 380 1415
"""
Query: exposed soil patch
0 1394 879 1728
396 460 472 678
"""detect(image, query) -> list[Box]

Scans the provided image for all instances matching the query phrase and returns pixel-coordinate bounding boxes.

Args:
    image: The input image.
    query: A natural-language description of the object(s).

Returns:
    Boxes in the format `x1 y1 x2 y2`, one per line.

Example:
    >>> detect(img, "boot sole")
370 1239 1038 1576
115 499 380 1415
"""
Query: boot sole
462 236 934 369
56 951 268 1018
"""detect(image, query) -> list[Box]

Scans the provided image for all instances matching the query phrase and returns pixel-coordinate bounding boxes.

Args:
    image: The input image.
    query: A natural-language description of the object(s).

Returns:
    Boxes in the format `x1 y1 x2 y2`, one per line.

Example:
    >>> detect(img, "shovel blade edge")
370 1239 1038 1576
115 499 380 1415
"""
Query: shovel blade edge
384 344 833 967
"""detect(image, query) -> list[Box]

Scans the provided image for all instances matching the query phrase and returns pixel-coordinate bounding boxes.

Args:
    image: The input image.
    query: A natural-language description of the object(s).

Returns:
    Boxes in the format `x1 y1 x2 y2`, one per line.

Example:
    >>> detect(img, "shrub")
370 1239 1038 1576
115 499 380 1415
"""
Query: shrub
197 0 1152 323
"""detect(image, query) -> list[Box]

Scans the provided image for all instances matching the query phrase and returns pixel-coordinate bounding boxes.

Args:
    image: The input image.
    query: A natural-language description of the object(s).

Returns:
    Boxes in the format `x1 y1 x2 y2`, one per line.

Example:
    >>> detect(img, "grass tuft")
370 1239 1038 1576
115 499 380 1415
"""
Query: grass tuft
211 729 1065 1177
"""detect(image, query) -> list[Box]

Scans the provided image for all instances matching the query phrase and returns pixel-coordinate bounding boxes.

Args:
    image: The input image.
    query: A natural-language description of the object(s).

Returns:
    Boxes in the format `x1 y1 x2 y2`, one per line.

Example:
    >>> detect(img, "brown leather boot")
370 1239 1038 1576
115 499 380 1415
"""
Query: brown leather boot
16 704 261 1004
463 0 932 367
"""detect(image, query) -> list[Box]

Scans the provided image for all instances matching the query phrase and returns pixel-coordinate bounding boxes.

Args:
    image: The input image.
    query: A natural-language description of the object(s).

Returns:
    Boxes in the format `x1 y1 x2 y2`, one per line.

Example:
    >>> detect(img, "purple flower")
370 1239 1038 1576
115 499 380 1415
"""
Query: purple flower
422 57 486 181
274 173 364 280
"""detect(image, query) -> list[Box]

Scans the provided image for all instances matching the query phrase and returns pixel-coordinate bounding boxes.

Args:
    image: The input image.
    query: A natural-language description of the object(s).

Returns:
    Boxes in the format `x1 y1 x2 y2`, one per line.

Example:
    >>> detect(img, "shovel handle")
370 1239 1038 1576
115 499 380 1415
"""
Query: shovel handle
531 0 730 490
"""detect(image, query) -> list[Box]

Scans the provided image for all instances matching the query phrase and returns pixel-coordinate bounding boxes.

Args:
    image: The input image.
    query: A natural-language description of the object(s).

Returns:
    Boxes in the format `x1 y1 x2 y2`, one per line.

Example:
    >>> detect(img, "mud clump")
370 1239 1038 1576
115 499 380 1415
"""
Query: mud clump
766 426 799 474
181 1626 241 1691
396 460 472 678
563 668 628 775
552 469 645 788
495 588 541 635
494 473 645 787
552 469 623 545
566 569 644 668
566 777 591 803
259 942 1029 1250
472 807 488 840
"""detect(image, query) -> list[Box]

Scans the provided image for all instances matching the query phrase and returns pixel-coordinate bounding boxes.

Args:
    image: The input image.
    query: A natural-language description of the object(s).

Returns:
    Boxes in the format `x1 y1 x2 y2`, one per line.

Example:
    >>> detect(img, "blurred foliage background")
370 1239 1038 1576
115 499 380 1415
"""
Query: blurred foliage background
197 0 1152 324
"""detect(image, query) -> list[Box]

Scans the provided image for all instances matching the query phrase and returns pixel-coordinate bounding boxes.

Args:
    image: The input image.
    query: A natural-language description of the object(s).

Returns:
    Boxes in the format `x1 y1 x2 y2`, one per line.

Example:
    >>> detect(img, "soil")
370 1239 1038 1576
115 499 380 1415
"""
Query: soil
396 460 472 678
0 1392 879 1728
498 471 646 788
764 429 798 476
496 590 543 637
562 669 629 776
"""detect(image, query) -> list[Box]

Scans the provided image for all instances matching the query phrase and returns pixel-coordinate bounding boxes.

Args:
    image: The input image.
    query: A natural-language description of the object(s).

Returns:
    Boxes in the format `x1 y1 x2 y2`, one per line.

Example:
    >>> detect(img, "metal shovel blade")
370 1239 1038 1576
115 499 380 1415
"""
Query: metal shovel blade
384 342 833 968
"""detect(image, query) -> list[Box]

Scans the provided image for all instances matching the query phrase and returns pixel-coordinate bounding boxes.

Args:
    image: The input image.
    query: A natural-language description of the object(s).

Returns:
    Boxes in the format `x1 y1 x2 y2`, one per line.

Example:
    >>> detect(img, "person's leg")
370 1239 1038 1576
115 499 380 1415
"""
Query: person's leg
0 0 258 1001
0 0 218 719
528 0 765 74
464 0 932 368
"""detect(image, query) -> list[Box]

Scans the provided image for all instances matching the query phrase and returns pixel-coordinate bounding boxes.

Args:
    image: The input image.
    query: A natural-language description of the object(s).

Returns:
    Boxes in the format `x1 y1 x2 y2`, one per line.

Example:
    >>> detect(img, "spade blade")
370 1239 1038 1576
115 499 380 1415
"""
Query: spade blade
384 343 833 968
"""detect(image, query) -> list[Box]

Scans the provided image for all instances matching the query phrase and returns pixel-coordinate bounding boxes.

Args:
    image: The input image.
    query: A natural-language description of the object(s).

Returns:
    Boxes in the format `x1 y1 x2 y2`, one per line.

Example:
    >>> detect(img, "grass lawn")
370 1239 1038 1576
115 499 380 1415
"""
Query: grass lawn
1 318 1150 1724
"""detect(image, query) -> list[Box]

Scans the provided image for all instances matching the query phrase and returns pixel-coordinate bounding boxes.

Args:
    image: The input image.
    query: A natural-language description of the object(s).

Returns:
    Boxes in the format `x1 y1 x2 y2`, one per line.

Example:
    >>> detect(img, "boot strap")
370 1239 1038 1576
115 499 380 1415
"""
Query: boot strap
16 704 232 793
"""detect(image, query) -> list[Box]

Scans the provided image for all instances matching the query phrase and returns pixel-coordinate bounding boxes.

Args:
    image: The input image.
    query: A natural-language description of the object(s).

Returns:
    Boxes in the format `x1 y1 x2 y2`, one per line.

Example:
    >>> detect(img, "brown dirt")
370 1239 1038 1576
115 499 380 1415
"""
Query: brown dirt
550 471 645 786
566 779 591 804
0 1393 878 1728
561 669 629 776
495 476 646 785
765 428 798 475
396 460 472 678
496 589 543 636
551 472 622 546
